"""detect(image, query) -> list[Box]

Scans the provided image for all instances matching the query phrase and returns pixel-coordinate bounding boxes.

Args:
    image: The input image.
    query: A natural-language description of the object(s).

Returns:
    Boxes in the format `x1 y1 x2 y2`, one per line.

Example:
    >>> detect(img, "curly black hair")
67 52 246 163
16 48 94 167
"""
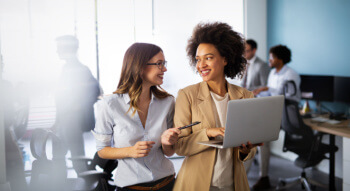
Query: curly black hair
186 22 247 79
269 45 292 64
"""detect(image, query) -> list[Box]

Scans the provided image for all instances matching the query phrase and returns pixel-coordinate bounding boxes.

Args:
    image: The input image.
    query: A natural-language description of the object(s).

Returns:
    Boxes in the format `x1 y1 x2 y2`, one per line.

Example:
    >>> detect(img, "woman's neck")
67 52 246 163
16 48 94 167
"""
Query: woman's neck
275 63 285 73
207 77 227 97
139 83 152 103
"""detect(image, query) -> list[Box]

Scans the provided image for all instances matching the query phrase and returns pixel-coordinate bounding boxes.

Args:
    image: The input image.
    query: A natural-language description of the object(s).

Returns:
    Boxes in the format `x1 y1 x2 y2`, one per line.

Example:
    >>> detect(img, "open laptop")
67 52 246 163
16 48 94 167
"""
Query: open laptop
197 95 284 149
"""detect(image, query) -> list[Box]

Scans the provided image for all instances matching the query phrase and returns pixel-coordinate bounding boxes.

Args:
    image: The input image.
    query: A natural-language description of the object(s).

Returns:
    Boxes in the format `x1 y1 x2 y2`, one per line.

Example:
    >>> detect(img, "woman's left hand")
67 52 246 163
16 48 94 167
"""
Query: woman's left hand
161 127 181 146
238 141 263 154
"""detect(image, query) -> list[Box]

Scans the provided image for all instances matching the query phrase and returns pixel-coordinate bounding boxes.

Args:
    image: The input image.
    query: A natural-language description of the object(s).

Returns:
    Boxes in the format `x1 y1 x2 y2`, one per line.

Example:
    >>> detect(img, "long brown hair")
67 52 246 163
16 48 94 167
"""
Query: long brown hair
114 43 171 116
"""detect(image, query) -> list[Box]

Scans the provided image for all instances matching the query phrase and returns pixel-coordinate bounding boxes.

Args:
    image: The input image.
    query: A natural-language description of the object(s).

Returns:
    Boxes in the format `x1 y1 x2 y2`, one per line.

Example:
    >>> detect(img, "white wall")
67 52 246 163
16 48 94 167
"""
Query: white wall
244 0 267 61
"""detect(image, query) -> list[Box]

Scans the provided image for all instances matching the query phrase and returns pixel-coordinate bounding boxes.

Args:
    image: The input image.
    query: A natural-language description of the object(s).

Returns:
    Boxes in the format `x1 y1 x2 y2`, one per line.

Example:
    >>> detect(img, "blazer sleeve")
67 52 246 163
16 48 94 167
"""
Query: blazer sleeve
174 89 211 156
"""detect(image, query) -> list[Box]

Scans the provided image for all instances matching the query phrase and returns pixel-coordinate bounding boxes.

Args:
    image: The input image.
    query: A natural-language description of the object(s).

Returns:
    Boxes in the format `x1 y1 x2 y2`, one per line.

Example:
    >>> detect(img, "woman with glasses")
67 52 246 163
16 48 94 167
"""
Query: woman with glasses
93 43 180 191
173 22 261 191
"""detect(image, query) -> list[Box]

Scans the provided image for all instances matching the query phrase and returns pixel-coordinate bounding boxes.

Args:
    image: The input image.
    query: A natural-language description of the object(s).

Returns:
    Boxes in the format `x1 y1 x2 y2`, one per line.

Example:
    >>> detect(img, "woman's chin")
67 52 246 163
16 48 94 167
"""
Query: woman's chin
155 80 163 86
201 76 210 82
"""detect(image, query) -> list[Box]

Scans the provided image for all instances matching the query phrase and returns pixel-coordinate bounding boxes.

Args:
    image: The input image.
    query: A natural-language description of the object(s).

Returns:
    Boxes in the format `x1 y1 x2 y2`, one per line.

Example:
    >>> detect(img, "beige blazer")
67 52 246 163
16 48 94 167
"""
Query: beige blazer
173 81 256 191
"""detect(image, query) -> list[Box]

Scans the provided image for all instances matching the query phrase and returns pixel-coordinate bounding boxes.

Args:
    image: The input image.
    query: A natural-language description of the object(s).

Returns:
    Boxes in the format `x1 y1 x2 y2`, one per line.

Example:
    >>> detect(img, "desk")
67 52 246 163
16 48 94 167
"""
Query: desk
303 117 350 191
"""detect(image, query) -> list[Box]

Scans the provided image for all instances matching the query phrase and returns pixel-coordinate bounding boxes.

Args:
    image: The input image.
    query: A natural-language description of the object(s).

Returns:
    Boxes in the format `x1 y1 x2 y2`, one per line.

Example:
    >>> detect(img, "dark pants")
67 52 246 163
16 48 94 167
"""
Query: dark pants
116 178 175 191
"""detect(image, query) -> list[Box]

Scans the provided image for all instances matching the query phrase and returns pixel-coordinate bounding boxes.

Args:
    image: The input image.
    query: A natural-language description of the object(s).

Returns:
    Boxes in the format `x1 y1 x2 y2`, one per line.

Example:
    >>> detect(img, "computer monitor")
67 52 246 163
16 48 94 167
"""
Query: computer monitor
300 75 334 102
334 76 350 103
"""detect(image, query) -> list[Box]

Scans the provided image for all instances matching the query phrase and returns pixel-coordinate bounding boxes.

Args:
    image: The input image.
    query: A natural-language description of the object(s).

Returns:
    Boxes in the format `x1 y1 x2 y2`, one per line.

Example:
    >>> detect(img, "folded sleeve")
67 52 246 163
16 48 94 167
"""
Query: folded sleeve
92 99 114 151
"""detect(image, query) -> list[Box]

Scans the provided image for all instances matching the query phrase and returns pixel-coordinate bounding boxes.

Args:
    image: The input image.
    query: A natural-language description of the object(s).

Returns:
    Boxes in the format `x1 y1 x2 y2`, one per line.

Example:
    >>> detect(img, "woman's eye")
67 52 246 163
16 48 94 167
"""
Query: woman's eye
195 59 200 63
206 57 212 60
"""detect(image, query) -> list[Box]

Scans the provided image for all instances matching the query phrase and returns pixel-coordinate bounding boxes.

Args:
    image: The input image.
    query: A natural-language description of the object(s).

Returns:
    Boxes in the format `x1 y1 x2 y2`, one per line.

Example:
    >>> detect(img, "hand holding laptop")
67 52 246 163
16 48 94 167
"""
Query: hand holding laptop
197 95 284 149
205 127 263 153
206 128 263 154
239 141 264 155
206 127 225 138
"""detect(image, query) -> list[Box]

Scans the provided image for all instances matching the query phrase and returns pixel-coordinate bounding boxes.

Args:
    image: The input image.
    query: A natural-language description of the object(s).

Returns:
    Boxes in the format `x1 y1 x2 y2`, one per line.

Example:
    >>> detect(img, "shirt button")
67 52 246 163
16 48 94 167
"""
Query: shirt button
144 133 149 141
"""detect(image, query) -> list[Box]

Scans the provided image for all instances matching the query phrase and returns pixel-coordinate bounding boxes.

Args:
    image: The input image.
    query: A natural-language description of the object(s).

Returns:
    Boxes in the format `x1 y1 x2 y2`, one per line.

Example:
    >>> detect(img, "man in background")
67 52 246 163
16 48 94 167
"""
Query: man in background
251 45 301 190
53 35 100 173
241 39 271 189
241 39 270 91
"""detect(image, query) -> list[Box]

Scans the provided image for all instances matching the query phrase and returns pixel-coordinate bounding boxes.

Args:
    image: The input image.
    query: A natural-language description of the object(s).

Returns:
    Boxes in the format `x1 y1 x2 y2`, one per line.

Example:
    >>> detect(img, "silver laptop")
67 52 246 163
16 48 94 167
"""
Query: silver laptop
197 95 284 149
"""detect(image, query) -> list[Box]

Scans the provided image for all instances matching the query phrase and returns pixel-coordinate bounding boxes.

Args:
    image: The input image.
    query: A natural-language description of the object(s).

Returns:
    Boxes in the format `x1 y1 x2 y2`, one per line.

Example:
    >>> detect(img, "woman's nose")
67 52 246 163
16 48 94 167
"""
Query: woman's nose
197 60 207 68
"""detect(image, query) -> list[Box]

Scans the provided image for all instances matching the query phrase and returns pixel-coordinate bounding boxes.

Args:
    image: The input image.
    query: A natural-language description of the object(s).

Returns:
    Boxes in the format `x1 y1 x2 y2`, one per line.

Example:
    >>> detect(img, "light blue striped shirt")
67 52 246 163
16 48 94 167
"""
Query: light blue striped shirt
92 93 175 187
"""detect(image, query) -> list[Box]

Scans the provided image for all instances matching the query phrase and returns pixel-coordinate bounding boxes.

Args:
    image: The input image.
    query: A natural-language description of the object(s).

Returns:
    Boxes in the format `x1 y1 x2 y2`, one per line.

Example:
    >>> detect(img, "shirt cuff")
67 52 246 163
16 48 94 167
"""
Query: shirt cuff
91 130 112 151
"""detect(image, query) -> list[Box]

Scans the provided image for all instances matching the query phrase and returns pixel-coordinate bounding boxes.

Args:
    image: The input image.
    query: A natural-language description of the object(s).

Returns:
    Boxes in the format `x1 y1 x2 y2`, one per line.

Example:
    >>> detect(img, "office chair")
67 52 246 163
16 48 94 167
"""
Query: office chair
29 128 110 191
12 83 30 140
5 127 27 191
276 81 338 191
69 152 118 191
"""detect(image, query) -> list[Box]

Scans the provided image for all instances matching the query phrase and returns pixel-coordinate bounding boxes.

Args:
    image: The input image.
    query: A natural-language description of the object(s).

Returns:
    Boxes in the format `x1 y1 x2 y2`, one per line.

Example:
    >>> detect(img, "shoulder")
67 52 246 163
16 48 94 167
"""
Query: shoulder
227 83 254 99
255 57 269 69
176 82 202 101
228 83 248 92
270 68 277 74
156 95 175 106
285 66 299 76
179 82 201 95
96 94 122 109
255 57 266 65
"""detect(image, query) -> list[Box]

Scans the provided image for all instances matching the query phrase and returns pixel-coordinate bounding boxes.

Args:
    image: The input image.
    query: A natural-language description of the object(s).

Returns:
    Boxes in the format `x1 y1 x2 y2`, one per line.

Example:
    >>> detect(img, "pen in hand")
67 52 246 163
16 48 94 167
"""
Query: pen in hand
178 121 201 130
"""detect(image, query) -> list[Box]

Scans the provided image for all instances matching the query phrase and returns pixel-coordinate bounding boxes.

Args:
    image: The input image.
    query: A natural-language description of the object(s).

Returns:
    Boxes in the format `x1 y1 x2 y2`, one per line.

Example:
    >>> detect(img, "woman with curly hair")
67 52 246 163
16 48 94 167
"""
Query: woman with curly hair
173 22 261 191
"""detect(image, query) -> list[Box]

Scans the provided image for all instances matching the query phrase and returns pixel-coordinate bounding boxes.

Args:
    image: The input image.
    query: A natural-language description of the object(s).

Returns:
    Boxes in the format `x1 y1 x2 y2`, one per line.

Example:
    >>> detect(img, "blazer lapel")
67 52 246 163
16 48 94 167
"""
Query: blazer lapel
197 82 216 128
197 81 245 128
227 82 244 100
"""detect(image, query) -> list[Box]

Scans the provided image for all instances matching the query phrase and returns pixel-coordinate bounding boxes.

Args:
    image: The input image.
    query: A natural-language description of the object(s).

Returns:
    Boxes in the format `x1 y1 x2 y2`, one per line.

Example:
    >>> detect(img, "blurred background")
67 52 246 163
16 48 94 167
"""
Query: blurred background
1 0 350 191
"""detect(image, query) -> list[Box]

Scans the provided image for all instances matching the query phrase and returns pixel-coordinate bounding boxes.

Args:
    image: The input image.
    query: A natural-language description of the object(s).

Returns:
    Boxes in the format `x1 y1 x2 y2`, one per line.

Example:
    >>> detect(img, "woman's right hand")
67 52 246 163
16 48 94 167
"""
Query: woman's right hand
253 87 268 96
128 141 155 158
206 127 225 138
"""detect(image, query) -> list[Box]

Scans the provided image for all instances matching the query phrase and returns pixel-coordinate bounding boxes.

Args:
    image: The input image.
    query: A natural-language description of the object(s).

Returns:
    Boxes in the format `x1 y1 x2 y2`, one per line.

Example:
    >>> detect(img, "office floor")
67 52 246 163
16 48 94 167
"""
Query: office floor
21 131 343 191
246 152 343 191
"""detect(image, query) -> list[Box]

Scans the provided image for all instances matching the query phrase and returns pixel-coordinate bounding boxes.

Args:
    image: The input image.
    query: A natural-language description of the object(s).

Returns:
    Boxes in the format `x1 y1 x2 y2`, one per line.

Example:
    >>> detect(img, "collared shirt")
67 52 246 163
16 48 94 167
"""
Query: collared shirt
92 93 175 187
264 65 301 101
245 55 256 89
247 55 257 65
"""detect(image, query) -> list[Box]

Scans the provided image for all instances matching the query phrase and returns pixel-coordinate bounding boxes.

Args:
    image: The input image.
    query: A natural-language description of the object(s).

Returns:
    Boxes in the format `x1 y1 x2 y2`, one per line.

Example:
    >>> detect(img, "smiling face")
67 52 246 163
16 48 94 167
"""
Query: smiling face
195 43 227 82
142 51 167 87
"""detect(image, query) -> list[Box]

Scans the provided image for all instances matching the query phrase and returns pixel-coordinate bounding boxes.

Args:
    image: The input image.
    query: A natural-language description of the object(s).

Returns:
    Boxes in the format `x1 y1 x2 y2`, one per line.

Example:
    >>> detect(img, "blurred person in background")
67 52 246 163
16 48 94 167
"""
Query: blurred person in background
241 39 270 91
53 35 101 173
251 45 301 190
241 39 271 188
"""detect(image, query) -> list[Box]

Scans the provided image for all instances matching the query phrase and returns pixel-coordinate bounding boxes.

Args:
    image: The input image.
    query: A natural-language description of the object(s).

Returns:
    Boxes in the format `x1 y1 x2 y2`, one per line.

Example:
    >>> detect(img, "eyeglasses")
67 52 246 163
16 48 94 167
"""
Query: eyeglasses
146 61 167 70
